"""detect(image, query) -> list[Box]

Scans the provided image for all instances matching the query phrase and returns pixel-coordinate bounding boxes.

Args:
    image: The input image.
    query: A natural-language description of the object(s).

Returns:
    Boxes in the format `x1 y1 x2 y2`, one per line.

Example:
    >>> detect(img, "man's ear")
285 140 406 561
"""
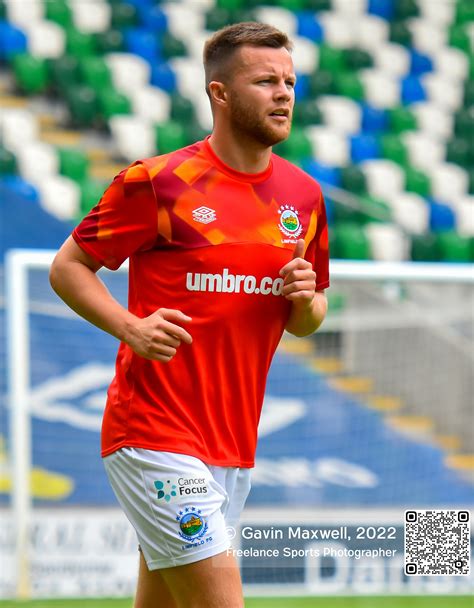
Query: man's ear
208 81 228 108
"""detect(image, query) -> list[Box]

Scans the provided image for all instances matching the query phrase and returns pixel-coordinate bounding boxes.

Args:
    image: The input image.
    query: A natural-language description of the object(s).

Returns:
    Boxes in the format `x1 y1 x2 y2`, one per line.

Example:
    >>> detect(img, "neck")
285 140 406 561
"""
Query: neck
208 123 272 174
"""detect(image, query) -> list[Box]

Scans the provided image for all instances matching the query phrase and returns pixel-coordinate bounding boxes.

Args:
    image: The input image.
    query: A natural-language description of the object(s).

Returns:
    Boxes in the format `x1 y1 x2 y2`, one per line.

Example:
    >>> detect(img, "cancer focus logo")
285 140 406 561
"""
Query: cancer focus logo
278 205 302 239
176 507 208 541
154 479 177 502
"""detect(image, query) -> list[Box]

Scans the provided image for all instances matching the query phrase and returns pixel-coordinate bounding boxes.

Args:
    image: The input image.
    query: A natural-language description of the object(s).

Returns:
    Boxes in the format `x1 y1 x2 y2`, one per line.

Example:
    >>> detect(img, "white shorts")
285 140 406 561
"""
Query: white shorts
103 448 251 570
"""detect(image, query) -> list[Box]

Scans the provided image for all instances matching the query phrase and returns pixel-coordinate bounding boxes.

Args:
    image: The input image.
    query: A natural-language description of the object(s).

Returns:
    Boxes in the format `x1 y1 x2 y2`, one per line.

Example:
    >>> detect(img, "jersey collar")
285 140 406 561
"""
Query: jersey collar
202 136 273 183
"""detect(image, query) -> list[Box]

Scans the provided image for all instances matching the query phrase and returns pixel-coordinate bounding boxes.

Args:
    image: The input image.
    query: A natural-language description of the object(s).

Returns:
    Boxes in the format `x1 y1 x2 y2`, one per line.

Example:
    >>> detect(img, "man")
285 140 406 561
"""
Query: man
50 22 329 608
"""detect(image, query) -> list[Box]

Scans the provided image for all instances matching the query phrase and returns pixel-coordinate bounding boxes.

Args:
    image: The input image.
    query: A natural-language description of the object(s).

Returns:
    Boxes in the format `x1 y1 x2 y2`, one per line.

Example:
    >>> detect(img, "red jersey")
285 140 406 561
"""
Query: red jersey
73 138 329 467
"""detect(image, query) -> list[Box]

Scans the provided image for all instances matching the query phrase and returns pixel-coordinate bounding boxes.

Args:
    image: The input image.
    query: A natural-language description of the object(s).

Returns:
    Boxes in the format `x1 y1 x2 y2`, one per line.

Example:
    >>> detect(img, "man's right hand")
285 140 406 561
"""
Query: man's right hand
125 308 193 363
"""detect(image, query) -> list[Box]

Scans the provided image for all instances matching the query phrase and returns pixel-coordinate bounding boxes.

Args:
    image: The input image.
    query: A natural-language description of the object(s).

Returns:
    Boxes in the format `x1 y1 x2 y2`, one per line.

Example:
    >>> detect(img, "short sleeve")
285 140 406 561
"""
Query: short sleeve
72 162 157 270
306 191 330 290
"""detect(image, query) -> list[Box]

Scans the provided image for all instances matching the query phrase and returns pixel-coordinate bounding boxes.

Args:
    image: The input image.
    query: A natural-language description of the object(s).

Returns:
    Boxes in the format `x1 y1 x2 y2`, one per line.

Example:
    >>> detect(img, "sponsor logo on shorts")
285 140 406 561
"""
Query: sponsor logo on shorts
154 477 208 503
177 507 208 541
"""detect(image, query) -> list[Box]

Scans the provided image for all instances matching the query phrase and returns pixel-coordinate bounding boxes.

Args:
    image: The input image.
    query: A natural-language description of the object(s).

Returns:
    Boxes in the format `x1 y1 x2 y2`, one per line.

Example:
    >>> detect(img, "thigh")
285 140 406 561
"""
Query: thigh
159 549 244 608
135 550 177 608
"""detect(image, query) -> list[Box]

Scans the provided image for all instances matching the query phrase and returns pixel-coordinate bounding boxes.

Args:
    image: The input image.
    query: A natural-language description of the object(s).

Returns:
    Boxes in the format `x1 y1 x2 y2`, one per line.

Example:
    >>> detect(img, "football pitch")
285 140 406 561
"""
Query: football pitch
0 597 473 608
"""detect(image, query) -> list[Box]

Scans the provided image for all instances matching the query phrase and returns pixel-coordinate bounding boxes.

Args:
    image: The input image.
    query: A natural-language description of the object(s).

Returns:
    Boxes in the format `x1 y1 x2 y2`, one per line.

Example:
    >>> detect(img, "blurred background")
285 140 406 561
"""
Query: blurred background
0 0 473 604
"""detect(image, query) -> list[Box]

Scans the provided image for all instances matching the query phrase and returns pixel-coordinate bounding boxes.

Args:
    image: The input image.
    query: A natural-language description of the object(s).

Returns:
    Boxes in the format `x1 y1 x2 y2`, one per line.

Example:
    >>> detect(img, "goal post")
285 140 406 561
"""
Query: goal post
4 248 474 599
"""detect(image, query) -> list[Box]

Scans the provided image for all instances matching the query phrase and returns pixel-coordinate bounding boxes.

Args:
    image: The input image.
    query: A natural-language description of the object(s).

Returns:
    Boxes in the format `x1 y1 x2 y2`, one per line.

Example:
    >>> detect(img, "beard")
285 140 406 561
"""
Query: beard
228 93 292 147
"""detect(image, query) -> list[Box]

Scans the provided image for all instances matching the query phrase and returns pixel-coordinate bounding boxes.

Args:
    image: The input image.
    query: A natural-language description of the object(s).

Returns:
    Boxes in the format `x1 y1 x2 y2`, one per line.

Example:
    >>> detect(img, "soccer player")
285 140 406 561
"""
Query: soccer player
50 22 329 608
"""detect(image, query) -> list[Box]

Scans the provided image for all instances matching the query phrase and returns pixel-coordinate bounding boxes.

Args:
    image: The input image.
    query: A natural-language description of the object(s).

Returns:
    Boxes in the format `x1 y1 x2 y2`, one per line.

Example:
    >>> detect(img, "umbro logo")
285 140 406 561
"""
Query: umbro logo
192 206 217 224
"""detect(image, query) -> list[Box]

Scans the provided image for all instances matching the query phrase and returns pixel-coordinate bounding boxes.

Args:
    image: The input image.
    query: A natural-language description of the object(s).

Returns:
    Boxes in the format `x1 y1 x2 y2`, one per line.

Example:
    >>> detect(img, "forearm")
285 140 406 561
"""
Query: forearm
285 291 327 337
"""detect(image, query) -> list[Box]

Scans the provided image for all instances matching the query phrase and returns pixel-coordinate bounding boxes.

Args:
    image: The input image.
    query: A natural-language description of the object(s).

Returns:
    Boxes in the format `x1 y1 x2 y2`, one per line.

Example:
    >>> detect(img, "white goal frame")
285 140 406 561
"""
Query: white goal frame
5 248 474 598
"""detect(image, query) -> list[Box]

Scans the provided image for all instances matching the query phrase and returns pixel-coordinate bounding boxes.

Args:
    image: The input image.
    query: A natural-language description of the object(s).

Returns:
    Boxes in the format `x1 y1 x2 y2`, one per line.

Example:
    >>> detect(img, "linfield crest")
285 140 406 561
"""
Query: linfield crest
278 205 303 239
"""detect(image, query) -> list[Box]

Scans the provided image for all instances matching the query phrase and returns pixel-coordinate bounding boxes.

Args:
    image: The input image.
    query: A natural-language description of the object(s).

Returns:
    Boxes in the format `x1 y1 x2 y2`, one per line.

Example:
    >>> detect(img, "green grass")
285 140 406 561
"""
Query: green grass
0 597 473 608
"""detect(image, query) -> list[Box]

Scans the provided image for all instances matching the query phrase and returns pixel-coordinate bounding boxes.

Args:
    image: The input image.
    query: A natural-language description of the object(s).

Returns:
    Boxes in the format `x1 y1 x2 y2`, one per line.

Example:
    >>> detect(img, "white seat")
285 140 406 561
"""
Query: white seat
452 197 474 237
411 102 453 141
387 192 429 235
318 95 362 135
429 163 469 203
24 20 66 58
432 47 469 83
418 0 456 26
161 3 206 39
353 14 389 51
365 223 409 261
423 73 464 112
37 175 81 221
0 109 39 152
317 11 356 48
16 142 59 186
360 159 405 200
131 85 171 123
305 126 349 166
169 57 206 100
70 1 111 33
109 116 156 163
180 0 214 11
105 53 151 96
373 43 410 78
403 132 445 172
194 92 213 132
292 36 319 75
332 0 368 15
5 0 43 27
184 30 211 61
408 18 446 55
360 69 400 108
254 7 298 37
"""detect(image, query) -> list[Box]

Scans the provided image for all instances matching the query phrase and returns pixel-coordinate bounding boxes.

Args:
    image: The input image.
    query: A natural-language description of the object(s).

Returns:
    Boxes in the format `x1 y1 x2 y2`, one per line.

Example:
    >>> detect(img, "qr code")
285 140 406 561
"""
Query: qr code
405 510 470 575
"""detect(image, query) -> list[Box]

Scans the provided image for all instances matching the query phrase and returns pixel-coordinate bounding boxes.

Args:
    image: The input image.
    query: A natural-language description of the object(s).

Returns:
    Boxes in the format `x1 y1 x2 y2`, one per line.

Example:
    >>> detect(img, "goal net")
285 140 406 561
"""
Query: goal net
2 250 473 599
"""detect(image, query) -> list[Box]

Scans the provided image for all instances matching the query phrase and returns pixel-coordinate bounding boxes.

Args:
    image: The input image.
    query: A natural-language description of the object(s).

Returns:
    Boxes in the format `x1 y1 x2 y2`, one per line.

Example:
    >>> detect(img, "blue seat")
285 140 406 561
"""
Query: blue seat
401 75 427 104
124 27 161 64
350 134 381 163
296 11 323 43
409 49 433 75
0 175 39 203
138 4 167 33
428 199 456 232
151 61 176 92
361 103 388 133
0 20 27 59
368 0 395 20
302 159 341 188
294 73 310 100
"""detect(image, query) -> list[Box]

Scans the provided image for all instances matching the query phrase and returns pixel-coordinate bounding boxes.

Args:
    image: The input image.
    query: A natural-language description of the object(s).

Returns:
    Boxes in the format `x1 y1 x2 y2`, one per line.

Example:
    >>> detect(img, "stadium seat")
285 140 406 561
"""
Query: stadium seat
449 23 471 55
57 147 90 183
411 102 453 141
0 108 39 152
343 47 373 71
332 0 367 15
65 27 98 57
361 103 388 133
408 18 447 55
156 121 187 154
403 132 445 171
0 145 17 175
353 14 389 51
374 42 410 77
340 165 367 194
409 48 433 75
388 106 417 133
296 11 323 43
360 69 400 108
411 233 439 261
12 53 49 94
66 85 99 127
0 173 40 202
302 159 341 187
400 75 427 104
79 56 112 93
192 92 214 132
368 0 395 21
446 137 470 168
306 125 350 166
253 6 298 37
36 174 81 220
365 223 408 261
318 44 345 73
350 133 381 163
16 142 59 185
293 99 323 126
95 28 125 54
394 0 419 19
45 0 73 28
131 84 171 123
70 1 111 33
404 166 431 198
380 134 408 165
24 19 66 58
436 231 471 262
79 177 107 215
432 46 469 83
48 54 80 92
331 222 372 259
429 199 456 232
361 159 405 200
98 87 131 120
151 61 177 92
418 0 455 26
308 69 336 97
291 35 318 74
275 126 313 162
162 3 206 40
317 13 355 48
335 71 365 101
387 192 429 235
0 21 27 59
5 0 43 27
453 197 474 237
429 163 469 203
105 52 151 96
109 115 156 162
422 73 463 112
455 0 474 25
317 96 361 135
110 2 139 28
169 57 206 100
160 31 188 60
389 20 412 46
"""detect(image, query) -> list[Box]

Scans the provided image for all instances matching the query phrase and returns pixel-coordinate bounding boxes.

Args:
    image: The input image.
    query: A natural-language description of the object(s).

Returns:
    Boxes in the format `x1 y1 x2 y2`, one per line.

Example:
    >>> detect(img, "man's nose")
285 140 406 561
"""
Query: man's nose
274 82 292 100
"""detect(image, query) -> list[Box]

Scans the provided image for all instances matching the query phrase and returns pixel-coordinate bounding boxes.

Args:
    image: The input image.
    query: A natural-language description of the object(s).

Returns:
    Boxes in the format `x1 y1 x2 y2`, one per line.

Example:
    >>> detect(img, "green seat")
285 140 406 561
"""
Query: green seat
156 121 187 154
293 99 322 126
45 0 72 27
161 32 187 59
216 0 243 10
463 80 474 107
79 178 108 215
0 146 17 174
95 29 125 54
275 127 313 161
411 234 439 261
66 28 97 57
275 0 305 10
331 223 372 260
469 168 474 194
98 88 131 120
343 48 373 71
404 167 430 197
334 72 364 100
79 57 112 93
446 137 470 168
389 21 412 46
394 0 419 19
359 195 392 223
437 231 471 262
110 2 139 28
58 147 90 182
0 0 5 19
455 0 474 25
454 108 474 138
205 7 232 31
318 45 345 73
185 123 211 146
170 93 196 123
308 70 335 97
388 106 417 133
12 53 49 94
48 55 81 92
380 134 408 165
67 85 99 128
305 0 331 10
448 24 470 55
340 165 367 194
